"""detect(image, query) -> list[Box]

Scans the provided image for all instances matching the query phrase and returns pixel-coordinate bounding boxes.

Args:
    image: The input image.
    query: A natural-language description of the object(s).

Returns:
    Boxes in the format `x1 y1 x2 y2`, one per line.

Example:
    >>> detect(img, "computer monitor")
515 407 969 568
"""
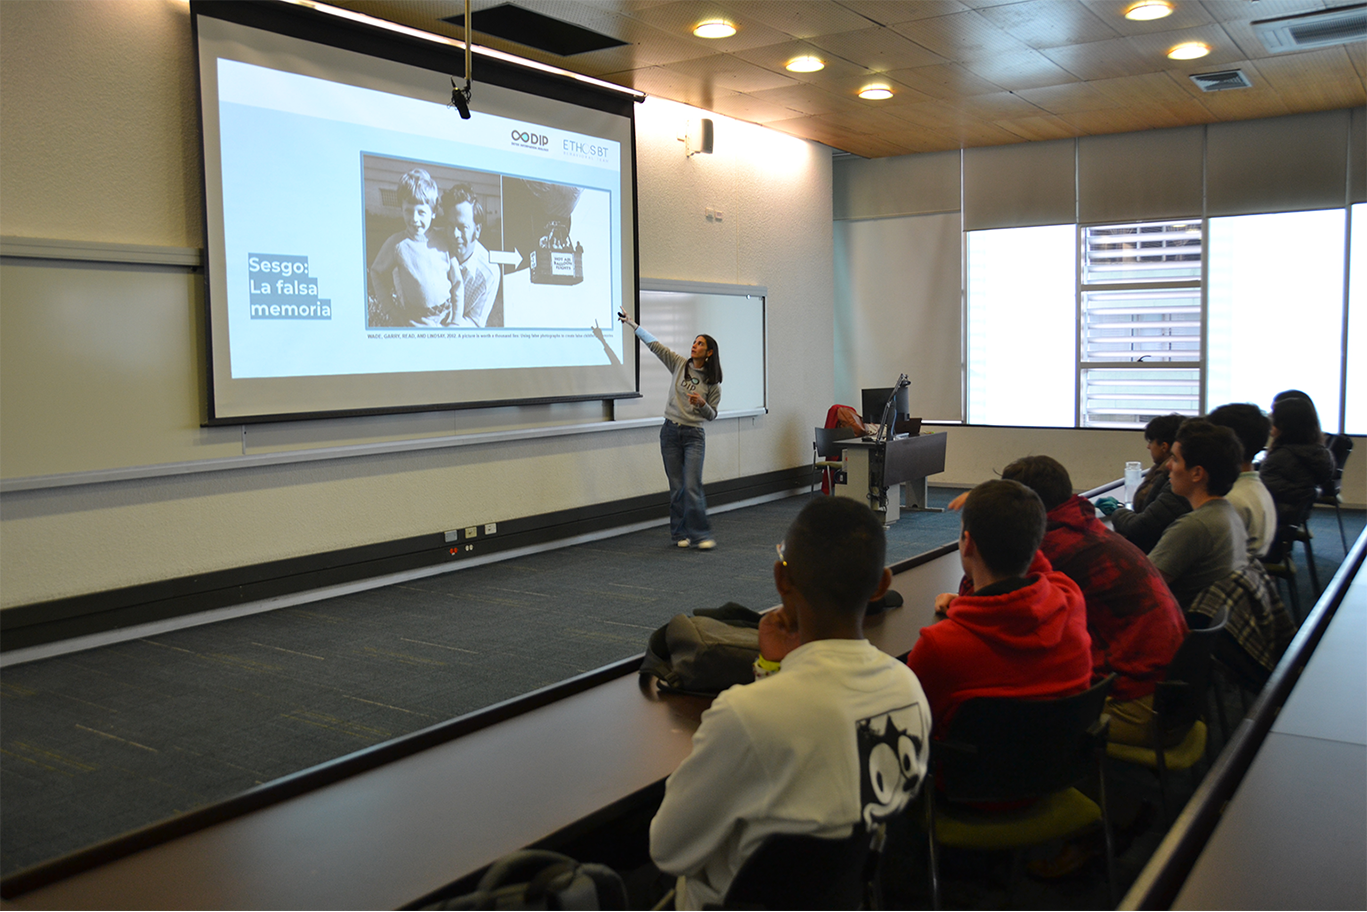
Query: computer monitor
861 386 919 437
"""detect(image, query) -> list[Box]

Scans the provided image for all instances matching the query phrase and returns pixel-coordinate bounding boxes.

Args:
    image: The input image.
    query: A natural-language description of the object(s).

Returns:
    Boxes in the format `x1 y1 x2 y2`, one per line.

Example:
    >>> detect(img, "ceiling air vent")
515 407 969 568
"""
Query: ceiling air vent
1252 4 1366 53
1190 69 1254 92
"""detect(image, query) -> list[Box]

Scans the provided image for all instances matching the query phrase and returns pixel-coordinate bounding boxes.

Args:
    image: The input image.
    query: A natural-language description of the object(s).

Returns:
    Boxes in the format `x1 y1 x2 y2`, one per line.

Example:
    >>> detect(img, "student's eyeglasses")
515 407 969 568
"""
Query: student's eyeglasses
775 542 787 567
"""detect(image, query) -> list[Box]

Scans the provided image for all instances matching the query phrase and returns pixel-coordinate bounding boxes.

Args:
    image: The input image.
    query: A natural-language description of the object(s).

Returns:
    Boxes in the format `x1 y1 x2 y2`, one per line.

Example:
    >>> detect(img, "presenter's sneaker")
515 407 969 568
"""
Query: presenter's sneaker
696 539 717 550
675 538 691 548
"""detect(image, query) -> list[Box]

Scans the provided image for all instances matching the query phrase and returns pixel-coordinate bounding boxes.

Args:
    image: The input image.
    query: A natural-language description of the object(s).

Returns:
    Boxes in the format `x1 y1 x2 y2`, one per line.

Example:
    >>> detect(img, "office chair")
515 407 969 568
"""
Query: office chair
1319 434 1353 551
719 825 874 910
813 426 858 494
924 675 1117 909
1106 605 1228 824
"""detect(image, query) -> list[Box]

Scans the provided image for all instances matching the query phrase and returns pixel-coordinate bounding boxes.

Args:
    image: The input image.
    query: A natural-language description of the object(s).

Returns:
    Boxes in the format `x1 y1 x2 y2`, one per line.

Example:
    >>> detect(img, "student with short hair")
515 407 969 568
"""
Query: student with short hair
1207 403 1278 558
999 456 1187 746
907 479 1092 738
1146 420 1248 610
650 497 930 910
1099 412 1193 552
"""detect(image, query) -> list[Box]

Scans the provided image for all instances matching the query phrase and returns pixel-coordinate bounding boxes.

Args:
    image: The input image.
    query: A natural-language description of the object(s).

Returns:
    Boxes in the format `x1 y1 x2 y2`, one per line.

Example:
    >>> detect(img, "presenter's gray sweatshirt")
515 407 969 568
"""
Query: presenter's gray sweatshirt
635 326 721 427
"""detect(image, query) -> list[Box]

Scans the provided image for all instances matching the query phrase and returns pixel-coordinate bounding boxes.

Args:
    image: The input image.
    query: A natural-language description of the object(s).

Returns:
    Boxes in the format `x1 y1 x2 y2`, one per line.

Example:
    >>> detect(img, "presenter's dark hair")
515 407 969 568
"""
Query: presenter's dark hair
782 497 885 614
1144 413 1185 446
1175 419 1242 496
442 183 484 227
1208 403 1270 463
1269 396 1323 448
1001 455 1073 513
961 480 1046 578
698 334 722 385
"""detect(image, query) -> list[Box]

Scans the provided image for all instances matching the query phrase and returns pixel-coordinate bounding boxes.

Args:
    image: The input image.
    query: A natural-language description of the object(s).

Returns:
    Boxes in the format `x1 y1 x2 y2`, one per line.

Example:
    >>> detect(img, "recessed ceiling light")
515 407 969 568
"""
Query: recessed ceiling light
1167 41 1212 60
858 85 893 100
1124 1 1173 21
786 55 825 73
693 20 736 39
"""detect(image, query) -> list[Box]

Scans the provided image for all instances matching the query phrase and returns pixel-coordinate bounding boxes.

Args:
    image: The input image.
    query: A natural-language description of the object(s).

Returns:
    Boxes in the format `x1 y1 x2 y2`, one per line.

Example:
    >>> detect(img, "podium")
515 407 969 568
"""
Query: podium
833 433 947 523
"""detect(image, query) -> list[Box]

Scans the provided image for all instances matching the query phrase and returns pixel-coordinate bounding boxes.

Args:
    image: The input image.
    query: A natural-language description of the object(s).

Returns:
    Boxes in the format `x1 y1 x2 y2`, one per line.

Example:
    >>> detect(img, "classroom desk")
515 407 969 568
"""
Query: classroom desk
2 546 963 910
1171 572 1367 910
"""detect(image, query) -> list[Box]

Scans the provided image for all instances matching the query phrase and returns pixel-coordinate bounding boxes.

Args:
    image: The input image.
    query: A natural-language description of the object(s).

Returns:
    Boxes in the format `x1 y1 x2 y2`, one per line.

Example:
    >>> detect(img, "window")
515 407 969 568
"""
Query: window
966 225 1075 427
965 211 1362 431
1206 209 1346 431
1079 221 1203 427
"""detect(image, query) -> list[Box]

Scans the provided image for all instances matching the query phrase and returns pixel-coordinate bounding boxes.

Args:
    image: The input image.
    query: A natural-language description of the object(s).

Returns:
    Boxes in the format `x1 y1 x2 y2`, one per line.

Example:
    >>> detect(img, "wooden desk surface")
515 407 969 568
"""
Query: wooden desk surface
3 547 962 911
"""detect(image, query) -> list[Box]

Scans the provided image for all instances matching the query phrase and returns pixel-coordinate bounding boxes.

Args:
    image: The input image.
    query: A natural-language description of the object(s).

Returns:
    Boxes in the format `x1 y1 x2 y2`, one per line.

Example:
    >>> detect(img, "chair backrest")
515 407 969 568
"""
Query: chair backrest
932 675 1115 805
1323 434 1353 497
1155 604 1228 732
722 826 870 910
814 426 859 459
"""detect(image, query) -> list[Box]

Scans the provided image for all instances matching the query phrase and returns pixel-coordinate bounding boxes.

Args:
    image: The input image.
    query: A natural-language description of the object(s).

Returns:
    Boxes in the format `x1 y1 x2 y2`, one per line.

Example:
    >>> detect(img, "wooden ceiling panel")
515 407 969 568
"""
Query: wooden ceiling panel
1122 23 1250 72
815 72 937 105
837 2 972 26
707 91 808 123
974 0 1122 50
952 90 1049 119
624 1 796 51
892 9 1033 61
882 62 1006 99
959 48 1082 90
661 53 801 93
1253 47 1367 110
713 0 873 39
728 39 880 82
994 112 1086 142
1059 97 1216 134
1040 36 1164 81
1099 0 1217 36
1016 81 1115 114
1089 70 1200 107
610 63 740 108
745 83 865 117
804 25 951 70
1196 0 1330 25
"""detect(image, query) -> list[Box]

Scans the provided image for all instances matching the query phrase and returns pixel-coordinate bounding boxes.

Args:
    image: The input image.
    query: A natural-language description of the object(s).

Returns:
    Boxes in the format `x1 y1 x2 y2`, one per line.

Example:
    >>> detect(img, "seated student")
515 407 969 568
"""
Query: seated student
1208 403 1278 559
999 456 1187 746
1259 394 1335 529
649 497 930 910
907 479 1091 739
1147 419 1248 610
1098 413 1193 552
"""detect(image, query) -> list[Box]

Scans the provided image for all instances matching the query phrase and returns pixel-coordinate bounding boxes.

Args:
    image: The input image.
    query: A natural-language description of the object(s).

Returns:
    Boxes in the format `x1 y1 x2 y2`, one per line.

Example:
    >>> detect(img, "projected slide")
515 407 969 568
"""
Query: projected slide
216 59 623 381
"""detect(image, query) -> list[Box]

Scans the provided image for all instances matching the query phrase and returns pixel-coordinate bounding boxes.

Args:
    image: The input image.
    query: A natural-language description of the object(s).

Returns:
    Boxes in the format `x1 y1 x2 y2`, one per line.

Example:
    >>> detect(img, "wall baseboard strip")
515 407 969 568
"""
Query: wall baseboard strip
0 467 814 655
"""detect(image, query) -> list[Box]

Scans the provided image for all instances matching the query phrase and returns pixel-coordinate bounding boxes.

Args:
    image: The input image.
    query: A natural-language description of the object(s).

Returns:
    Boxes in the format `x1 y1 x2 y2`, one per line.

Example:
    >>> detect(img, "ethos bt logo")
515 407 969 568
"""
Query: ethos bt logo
511 128 549 149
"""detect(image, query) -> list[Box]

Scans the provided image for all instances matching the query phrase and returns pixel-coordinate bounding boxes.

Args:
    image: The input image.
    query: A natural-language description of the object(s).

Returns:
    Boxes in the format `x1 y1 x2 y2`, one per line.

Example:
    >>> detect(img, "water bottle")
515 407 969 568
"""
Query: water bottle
1123 460 1142 507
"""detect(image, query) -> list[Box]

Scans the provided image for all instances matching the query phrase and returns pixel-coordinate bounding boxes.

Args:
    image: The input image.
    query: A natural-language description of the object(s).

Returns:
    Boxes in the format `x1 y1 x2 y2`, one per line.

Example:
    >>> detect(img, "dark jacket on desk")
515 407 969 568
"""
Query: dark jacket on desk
1108 473 1192 554
1259 442 1335 526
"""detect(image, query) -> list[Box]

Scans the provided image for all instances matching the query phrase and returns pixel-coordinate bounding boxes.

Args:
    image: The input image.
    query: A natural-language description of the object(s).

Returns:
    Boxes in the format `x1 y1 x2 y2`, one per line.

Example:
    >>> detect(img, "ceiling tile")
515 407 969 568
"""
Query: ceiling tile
714 0 874 39
1015 81 1115 114
729 38 880 82
1088 70 1199 106
1040 36 1164 81
610 63 740 108
804 25 950 71
959 48 1083 90
1121 22 1250 72
890 9 1033 61
952 90 1048 118
975 0 1122 49
1251 46 1367 110
707 91 809 123
623 1 797 51
1059 98 1216 134
838 1 972 26
662 53 801 93
994 112 1085 141
882 62 1007 99
746 83 870 117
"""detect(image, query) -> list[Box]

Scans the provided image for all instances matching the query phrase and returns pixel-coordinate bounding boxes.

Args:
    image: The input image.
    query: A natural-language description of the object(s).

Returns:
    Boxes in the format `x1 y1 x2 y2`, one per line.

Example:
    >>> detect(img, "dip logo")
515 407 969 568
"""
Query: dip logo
510 128 549 149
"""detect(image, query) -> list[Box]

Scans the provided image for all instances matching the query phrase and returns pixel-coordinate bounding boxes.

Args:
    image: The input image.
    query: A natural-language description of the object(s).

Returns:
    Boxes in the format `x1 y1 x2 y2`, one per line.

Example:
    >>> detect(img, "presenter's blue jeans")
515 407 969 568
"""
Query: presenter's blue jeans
660 420 710 543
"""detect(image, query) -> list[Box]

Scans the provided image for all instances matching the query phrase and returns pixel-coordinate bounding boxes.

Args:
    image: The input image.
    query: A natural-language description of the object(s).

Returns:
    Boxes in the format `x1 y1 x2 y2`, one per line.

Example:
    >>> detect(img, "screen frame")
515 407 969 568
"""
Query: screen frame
191 0 643 426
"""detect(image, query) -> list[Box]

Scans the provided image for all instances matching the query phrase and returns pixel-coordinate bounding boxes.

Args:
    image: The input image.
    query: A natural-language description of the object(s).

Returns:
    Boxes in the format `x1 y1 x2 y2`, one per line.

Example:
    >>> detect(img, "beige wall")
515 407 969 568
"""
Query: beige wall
0 2 834 608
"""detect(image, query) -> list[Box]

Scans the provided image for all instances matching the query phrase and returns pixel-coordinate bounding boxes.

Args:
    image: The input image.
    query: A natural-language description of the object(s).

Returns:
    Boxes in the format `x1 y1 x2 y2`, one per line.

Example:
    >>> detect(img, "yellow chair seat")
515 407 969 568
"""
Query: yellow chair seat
933 788 1101 850
1106 720 1207 771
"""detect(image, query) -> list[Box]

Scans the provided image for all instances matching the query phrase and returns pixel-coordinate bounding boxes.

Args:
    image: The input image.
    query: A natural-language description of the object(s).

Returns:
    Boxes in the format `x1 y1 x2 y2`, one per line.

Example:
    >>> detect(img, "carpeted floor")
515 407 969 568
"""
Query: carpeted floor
2 488 1360 899
0 489 966 877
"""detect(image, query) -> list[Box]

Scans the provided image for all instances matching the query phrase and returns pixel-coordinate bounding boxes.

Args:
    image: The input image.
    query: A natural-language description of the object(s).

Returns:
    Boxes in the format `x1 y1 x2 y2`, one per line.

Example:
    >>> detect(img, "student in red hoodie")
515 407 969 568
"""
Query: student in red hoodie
1001 456 1188 746
907 479 1092 739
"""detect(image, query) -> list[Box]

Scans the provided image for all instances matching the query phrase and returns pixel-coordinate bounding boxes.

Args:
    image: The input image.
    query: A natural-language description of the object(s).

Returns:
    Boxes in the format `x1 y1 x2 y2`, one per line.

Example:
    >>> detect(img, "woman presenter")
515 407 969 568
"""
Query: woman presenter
618 310 723 549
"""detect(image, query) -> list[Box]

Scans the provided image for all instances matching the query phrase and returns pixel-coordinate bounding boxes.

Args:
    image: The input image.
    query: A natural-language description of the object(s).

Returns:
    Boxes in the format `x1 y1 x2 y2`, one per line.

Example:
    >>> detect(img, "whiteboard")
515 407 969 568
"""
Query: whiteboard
615 280 766 422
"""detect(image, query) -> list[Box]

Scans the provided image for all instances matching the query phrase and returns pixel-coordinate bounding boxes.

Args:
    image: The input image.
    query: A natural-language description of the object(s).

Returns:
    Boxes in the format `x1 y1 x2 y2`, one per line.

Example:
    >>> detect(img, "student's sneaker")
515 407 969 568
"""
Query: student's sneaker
696 539 716 550
675 538 691 548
